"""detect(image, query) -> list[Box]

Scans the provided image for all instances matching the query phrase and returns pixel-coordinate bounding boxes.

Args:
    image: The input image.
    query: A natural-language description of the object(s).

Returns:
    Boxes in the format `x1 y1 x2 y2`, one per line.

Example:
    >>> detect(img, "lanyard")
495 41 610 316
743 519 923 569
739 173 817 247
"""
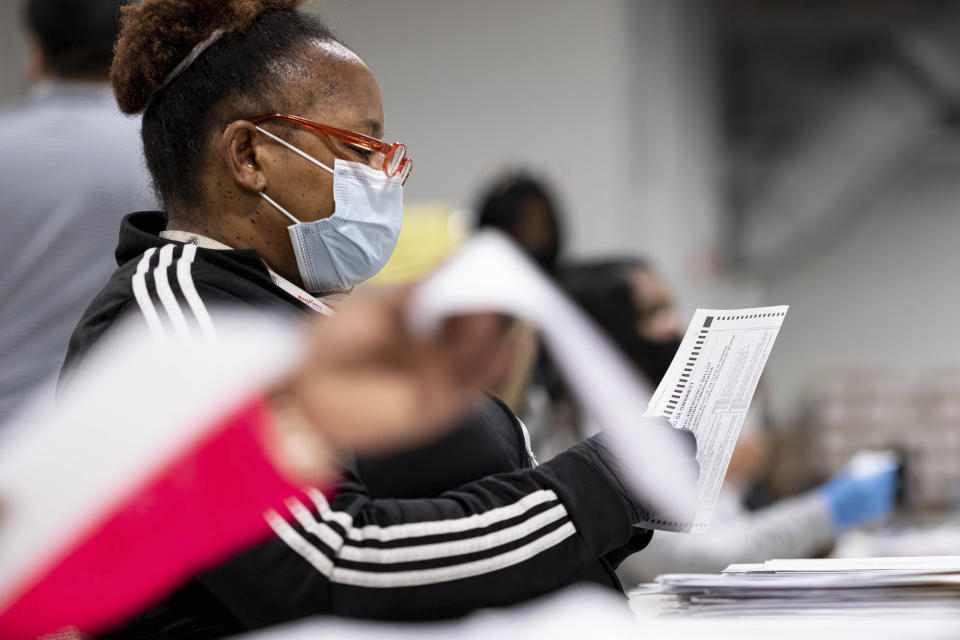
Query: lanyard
268 273 336 315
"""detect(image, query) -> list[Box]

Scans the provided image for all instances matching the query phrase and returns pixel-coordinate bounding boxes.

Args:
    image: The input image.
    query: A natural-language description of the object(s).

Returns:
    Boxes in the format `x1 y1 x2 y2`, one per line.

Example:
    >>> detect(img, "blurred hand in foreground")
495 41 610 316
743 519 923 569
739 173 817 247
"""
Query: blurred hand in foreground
267 286 516 476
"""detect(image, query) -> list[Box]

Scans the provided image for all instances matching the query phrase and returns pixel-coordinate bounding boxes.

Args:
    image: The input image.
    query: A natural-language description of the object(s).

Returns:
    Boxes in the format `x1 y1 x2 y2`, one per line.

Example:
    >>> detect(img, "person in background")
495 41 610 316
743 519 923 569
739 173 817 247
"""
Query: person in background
475 172 565 275
521 259 685 460
554 259 899 585
60 1 696 635
561 259 683 388
0 0 156 426
472 173 567 409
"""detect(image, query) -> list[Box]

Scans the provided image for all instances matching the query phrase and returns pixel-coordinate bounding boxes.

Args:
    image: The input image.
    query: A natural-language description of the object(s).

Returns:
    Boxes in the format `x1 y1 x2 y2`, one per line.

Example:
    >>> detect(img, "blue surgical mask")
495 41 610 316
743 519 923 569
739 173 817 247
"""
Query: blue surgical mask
256 126 403 293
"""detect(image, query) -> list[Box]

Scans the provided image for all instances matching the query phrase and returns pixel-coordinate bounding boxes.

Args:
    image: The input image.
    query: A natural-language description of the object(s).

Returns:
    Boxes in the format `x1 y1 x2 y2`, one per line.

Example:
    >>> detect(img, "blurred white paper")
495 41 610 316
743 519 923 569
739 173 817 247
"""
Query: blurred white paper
409 231 699 523
0 314 301 610
644 307 788 532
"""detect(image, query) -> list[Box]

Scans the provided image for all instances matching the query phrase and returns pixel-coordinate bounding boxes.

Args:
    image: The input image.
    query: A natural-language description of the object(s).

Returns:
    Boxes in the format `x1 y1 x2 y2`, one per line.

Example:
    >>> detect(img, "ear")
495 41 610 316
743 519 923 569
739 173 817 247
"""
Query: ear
221 121 269 194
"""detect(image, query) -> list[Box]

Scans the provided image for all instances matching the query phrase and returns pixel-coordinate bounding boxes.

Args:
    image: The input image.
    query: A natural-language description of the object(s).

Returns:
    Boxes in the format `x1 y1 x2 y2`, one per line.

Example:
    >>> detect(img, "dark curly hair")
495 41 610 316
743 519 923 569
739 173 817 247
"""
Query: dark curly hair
110 0 340 209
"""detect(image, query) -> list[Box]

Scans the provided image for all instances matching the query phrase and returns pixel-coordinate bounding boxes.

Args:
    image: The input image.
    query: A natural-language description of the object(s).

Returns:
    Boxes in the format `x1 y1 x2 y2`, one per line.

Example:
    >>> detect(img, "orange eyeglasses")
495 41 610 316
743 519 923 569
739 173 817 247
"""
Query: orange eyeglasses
250 114 412 184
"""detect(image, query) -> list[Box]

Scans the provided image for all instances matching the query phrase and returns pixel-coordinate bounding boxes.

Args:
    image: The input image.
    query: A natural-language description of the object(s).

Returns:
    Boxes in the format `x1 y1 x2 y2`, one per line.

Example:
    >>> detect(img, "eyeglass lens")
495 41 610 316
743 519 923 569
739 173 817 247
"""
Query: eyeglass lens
386 145 406 176
398 160 412 184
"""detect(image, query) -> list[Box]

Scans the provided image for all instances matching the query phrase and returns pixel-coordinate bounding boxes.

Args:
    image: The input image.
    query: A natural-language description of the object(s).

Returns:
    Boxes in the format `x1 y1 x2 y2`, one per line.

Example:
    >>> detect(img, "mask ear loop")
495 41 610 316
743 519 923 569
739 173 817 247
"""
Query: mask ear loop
260 192 301 225
254 125 336 226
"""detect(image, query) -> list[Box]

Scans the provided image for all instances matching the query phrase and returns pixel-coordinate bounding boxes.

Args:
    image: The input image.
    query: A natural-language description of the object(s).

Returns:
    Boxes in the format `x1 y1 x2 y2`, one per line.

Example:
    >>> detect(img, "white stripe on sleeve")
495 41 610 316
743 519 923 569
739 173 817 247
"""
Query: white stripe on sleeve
305 487 562 543
265 486 578 588
266 510 576 589
287 497 570 564
332 521 577 588
266 510 334 574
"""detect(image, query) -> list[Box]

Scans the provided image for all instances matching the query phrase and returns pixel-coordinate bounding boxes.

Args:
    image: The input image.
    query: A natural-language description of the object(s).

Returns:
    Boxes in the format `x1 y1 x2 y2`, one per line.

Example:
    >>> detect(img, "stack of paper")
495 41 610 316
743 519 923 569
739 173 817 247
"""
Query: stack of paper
647 556 960 618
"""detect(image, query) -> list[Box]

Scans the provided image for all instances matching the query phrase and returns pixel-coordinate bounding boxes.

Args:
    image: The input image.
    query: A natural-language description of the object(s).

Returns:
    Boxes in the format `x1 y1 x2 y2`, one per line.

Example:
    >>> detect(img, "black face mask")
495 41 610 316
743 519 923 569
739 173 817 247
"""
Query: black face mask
626 335 683 388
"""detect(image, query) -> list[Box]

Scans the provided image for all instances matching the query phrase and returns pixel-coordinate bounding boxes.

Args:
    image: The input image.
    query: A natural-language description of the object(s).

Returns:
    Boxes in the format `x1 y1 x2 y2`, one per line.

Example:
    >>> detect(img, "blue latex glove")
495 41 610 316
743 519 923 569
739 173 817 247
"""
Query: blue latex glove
819 466 898 533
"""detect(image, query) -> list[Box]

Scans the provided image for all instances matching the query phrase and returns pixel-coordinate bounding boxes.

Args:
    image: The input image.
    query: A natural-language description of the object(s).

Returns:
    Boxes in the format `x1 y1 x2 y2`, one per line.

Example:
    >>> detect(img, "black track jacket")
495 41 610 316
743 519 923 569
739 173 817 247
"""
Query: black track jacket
62 212 653 636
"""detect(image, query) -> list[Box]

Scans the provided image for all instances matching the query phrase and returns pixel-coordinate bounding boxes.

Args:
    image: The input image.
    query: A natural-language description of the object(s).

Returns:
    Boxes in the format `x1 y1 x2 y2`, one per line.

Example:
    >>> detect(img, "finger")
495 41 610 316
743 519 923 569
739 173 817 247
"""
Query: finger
297 285 412 369
472 330 521 391
433 313 511 385
410 319 518 431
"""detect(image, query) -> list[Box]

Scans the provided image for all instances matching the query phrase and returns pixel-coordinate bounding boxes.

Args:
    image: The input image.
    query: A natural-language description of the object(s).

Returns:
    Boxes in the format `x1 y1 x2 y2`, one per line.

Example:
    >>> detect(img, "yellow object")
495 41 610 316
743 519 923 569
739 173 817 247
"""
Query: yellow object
367 202 471 285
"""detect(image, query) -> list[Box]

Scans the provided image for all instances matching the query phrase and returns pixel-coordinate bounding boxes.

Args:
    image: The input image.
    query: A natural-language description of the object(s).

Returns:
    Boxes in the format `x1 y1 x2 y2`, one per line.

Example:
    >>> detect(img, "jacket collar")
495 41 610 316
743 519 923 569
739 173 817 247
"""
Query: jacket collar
115 212 272 277
158 228 336 315
115 212 336 315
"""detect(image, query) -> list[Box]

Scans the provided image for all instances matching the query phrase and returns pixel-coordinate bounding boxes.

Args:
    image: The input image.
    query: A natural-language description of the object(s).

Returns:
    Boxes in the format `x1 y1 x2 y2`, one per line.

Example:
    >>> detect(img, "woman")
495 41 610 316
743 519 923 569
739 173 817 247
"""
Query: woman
62 1 676 635
560 259 684 388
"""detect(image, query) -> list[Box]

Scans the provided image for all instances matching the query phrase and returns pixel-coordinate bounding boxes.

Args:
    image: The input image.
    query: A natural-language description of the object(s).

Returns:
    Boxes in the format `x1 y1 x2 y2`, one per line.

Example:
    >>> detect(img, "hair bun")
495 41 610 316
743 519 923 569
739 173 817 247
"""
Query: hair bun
111 0 307 114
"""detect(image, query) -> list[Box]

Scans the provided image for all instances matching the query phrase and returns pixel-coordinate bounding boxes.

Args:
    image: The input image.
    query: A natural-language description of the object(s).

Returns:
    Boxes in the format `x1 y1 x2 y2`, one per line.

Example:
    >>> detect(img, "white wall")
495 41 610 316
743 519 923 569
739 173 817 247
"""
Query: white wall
621 0 729 309
317 0 634 252
759 135 960 423
317 0 726 311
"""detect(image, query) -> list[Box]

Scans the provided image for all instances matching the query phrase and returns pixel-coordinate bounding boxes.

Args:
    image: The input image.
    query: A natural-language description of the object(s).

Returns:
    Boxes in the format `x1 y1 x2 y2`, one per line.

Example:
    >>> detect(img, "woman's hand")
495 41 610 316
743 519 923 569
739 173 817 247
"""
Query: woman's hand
267 286 515 477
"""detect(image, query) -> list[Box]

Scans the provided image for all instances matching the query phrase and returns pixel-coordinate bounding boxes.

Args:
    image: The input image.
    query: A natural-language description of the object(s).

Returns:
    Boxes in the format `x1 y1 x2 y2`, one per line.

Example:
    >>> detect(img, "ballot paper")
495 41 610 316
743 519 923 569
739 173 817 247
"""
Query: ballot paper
644 307 788 532
410 231 786 531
